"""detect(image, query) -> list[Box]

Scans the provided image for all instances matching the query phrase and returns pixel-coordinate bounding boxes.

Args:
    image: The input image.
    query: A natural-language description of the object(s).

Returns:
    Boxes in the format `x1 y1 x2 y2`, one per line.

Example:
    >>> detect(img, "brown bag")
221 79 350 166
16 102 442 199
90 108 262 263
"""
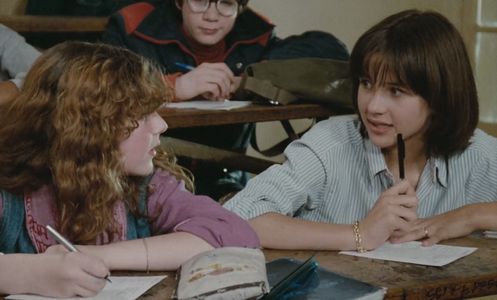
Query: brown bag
237 58 353 108
237 58 354 157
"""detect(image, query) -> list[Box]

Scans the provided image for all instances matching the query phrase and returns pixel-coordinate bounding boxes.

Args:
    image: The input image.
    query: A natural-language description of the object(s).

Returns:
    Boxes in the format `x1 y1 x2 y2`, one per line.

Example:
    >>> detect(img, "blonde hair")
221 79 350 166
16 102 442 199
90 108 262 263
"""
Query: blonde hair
0 41 192 243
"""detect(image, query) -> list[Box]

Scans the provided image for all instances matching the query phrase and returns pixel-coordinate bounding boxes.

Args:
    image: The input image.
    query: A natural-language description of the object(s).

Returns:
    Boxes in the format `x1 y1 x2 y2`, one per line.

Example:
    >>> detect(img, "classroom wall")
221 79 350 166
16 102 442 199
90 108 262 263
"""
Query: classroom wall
249 0 464 50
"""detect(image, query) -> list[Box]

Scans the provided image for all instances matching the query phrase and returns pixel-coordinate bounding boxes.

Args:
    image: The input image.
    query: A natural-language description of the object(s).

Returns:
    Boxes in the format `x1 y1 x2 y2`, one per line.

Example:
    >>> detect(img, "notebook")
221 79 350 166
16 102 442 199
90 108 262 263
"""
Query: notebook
263 256 384 300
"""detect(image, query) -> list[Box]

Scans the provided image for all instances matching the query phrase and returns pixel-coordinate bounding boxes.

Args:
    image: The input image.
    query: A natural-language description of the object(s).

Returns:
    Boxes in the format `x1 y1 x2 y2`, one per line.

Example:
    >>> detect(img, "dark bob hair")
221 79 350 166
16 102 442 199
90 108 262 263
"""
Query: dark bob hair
350 9 478 157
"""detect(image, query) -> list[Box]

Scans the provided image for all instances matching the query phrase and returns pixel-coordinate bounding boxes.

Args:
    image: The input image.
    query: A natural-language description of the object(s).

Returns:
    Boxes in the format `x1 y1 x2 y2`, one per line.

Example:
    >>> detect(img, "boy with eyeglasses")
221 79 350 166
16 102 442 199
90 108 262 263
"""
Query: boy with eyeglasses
103 0 348 200
104 0 259 102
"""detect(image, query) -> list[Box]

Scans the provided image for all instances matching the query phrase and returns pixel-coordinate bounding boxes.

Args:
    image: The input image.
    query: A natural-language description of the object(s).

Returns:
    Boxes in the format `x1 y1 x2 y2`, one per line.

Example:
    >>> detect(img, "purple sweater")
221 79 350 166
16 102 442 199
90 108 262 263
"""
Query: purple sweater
0 169 259 251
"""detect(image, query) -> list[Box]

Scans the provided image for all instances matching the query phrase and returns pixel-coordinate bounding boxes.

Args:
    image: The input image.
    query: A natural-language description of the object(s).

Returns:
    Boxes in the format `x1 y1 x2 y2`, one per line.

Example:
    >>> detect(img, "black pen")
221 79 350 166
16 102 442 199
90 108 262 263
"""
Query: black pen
46 225 112 283
397 133 405 180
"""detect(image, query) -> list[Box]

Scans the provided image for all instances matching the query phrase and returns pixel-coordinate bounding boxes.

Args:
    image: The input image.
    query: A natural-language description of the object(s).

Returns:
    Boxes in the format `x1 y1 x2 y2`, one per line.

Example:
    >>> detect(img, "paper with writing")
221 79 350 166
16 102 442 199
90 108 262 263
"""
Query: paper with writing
339 241 477 267
6 275 167 300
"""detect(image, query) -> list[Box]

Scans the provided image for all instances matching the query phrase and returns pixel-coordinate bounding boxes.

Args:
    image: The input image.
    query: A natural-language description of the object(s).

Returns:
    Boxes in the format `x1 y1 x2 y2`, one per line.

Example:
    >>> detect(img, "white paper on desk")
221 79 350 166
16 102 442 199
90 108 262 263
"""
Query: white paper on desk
483 230 497 238
6 275 166 300
339 241 477 267
165 100 251 110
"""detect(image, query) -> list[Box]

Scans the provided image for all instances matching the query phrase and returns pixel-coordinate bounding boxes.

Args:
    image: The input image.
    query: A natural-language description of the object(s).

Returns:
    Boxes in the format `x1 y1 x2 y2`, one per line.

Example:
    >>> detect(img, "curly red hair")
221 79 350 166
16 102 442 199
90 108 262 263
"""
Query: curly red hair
0 41 192 243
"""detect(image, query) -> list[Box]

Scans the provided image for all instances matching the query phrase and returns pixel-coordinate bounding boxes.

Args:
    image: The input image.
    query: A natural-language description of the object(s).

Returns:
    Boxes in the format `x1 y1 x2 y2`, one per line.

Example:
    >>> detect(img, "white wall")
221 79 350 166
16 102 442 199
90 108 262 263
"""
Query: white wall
246 0 465 162
249 0 464 49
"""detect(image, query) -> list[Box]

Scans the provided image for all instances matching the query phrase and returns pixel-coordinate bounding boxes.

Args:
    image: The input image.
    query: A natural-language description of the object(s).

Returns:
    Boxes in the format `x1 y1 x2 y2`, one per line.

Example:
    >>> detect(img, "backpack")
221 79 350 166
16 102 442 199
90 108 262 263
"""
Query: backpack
238 57 353 109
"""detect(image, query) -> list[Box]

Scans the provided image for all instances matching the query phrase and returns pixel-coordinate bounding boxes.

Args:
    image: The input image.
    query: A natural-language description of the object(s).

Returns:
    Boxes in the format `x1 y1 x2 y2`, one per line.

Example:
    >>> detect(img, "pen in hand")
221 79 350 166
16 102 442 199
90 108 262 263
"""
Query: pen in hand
175 62 194 72
397 133 405 180
175 62 232 101
46 225 112 283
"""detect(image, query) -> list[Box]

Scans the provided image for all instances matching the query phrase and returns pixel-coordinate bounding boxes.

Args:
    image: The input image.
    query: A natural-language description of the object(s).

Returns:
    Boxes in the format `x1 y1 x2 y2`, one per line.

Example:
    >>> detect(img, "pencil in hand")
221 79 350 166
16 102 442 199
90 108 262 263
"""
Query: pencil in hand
46 225 112 283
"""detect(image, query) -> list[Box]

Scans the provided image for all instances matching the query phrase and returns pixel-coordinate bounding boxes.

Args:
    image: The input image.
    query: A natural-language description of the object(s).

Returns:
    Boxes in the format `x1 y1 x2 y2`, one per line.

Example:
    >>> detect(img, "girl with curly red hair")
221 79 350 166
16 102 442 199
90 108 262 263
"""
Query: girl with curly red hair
0 41 258 298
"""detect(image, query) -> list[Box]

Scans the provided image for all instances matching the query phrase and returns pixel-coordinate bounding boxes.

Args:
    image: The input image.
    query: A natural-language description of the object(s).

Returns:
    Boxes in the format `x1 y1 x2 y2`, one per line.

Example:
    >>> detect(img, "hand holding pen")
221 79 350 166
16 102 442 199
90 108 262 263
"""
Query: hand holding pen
46 225 112 283
174 62 238 101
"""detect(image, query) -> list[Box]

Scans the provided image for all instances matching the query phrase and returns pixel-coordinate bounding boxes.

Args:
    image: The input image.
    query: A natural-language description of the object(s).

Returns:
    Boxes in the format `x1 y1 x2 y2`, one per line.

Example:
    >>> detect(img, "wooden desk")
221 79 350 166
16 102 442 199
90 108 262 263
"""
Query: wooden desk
0 15 108 33
265 236 497 300
137 235 497 300
159 102 350 174
1 236 496 299
159 102 347 129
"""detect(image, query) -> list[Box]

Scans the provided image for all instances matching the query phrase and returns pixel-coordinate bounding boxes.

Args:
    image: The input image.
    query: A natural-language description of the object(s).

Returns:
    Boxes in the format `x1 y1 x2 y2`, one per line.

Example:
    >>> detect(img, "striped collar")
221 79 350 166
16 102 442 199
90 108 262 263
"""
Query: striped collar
364 138 447 188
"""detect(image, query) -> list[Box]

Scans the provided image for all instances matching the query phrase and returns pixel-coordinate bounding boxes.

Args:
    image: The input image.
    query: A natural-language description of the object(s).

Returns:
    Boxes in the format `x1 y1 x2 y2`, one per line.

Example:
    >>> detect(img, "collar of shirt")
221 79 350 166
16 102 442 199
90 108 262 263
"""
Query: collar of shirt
429 156 448 188
363 138 447 189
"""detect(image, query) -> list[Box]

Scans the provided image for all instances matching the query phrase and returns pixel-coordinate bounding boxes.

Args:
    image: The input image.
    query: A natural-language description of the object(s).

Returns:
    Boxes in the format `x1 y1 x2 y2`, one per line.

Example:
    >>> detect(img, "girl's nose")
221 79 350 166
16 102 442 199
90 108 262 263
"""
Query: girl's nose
367 90 387 114
158 117 168 135
150 112 168 134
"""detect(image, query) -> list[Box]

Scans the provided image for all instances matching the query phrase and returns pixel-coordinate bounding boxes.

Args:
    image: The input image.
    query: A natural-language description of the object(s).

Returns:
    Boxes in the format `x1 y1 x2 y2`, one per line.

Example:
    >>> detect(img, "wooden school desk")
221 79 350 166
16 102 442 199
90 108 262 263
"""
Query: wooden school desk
158 102 344 129
1 235 496 299
0 14 108 49
158 102 351 174
0 15 108 33
135 235 497 300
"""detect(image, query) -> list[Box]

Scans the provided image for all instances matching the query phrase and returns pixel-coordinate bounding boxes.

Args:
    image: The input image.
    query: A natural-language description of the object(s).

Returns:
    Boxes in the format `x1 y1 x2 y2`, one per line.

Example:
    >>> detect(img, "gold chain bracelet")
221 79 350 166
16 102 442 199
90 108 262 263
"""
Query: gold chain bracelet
352 220 367 253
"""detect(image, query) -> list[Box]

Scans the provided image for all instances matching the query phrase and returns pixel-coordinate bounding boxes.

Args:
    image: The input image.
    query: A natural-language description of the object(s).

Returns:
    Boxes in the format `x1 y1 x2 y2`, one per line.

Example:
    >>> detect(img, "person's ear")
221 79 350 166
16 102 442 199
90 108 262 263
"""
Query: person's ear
175 0 182 10
237 3 247 15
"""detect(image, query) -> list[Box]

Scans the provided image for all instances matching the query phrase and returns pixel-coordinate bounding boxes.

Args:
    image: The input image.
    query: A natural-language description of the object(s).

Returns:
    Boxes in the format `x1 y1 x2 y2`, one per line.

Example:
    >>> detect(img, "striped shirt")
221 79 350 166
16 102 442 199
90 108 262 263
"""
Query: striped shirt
224 115 497 223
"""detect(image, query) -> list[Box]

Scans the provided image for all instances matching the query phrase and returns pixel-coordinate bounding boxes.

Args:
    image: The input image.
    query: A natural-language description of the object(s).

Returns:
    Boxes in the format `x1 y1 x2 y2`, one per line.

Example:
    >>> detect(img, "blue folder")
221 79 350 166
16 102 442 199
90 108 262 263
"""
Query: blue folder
263 256 384 300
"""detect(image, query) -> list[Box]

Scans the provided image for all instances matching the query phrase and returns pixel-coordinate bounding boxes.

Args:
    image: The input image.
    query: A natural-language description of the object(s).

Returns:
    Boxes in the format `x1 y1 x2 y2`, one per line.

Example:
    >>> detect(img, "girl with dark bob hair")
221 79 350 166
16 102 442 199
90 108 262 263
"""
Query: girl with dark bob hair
225 10 497 251
0 41 258 298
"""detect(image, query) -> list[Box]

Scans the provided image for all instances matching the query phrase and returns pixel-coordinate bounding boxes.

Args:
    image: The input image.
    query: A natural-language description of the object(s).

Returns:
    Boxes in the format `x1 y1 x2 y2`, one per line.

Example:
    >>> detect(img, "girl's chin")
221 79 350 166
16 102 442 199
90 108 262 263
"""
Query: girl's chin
368 134 395 149
126 166 154 176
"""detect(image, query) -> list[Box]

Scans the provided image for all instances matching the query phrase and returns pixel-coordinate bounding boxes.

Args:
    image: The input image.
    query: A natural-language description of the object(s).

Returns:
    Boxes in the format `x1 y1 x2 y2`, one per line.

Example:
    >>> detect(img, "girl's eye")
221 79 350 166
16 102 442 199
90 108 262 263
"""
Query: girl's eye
390 87 403 96
359 78 372 89
140 111 159 124
141 112 154 122
390 86 413 97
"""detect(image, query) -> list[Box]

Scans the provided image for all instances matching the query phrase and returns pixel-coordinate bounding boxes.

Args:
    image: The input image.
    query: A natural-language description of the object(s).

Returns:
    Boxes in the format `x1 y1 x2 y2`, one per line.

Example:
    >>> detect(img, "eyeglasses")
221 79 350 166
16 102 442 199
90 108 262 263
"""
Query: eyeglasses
186 0 240 17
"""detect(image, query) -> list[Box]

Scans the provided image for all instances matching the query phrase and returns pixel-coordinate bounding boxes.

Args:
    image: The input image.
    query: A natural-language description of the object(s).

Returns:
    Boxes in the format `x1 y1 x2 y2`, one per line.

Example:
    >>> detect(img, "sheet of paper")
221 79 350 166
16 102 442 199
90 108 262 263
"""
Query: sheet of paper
339 241 477 267
483 230 497 238
6 275 167 300
164 100 251 111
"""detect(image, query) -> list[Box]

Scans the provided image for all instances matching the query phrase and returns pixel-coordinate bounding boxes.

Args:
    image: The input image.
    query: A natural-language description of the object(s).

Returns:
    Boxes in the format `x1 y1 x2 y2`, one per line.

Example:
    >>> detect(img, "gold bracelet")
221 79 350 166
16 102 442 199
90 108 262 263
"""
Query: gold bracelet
352 221 367 253
142 238 150 273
